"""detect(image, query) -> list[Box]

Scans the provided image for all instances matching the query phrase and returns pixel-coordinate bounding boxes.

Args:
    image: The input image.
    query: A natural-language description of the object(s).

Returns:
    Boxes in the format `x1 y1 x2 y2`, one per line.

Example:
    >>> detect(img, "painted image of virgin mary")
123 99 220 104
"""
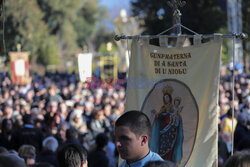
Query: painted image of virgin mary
150 86 184 165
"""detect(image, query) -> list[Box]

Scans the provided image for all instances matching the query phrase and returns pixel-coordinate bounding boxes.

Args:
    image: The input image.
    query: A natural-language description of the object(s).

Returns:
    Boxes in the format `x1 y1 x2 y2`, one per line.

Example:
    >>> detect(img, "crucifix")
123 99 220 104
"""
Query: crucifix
167 0 186 35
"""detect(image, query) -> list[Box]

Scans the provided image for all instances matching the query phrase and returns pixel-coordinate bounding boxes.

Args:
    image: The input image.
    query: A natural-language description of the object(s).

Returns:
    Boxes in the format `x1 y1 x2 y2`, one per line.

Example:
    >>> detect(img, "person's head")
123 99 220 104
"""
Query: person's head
51 112 61 127
2 103 13 119
223 150 250 167
1 118 13 134
103 103 112 117
95 133 108 150
84 102 94 114
56 143 87 167
237 112 247 126
227 108 233 118
162 86 173 104
23 114 34 125
18 144 36 166
0 146 8 154
71 111 82 124
42 136 58 152
74 102 84 111
66 127 79 140
50 101 58 114
57 122 69 141
59 102 68 113
49 85 57 96
143 160 175 167
115 110 151 163
93 109 105 121
163 93 172 104
174 97 181 107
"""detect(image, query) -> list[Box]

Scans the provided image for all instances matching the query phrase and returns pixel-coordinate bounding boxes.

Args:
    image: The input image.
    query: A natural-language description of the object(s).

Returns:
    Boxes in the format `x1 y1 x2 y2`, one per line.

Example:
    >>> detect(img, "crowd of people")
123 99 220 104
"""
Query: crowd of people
0 71 125 167
218 67 250 166
0 65 249 167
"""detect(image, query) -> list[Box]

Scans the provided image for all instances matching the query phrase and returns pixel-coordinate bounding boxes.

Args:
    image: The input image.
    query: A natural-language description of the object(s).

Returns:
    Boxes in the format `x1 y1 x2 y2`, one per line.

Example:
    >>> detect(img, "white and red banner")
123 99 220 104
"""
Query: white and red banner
10 52 30 85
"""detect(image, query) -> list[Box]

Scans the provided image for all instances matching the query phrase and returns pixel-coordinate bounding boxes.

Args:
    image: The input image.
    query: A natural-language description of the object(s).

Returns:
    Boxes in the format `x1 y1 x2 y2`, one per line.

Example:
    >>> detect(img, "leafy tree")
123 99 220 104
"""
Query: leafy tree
242 0 250 42
74 0 99 46
74 0 110 52
131 0 226 35
4 0 49 62
38 35 59 66
37 0 83 57
242 0 250 72
38 0 110 58
3 0 114 70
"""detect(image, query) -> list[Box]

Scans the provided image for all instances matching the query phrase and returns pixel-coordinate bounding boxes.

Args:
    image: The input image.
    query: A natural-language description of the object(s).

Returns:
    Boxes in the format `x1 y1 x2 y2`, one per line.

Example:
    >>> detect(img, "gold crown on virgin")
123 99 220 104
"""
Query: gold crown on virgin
162 85 173 95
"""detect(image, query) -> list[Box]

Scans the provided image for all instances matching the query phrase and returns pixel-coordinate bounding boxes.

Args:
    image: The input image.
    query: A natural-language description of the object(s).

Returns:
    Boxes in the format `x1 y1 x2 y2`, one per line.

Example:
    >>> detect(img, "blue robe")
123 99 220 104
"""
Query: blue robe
150 111 184 164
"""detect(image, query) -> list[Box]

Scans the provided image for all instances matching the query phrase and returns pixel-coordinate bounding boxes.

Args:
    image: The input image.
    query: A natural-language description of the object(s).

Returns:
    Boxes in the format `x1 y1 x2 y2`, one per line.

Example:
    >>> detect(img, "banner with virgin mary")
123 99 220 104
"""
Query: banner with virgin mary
125 35 222 167
10 52 30 85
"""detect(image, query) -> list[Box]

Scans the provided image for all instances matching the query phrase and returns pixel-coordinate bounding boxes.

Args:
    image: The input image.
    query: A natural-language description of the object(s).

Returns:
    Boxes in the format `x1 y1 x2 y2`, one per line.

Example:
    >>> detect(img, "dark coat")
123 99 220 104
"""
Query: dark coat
234 123 250 150
36 150 57 167
11 125 43 152
87 148 109 167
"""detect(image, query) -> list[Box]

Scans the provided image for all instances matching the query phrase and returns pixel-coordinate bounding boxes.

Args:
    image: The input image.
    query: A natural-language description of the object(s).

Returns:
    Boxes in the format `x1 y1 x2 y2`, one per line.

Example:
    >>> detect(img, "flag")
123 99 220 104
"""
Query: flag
100 53 118 81
10 52 30 85
78 53 92 82
125 35 222 167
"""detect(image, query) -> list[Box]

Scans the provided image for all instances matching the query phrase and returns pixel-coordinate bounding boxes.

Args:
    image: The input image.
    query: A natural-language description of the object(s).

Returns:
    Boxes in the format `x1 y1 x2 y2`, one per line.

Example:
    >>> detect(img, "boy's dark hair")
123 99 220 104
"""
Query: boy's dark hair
223 150 250 167
56 143 87 167
115 110 152 139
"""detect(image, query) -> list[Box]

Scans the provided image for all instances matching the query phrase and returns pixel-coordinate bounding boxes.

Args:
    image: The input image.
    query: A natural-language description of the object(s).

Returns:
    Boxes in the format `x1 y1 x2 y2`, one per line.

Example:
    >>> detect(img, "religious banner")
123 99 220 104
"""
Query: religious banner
10 52 30 85
78 53 92 82
125 36 222 167
100 53 118 82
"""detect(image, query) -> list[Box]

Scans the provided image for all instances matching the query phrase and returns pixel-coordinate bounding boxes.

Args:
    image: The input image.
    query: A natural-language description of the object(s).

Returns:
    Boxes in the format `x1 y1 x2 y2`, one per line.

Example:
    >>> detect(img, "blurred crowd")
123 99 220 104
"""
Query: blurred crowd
0 66 249 167
218 67 250 166
0 71 125 167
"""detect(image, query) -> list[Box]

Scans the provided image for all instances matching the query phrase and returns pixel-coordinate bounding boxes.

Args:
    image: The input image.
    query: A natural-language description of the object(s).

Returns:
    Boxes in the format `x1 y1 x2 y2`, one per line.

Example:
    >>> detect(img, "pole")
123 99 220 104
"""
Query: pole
114 33 247 41
231 36 236 155
167 0 186 35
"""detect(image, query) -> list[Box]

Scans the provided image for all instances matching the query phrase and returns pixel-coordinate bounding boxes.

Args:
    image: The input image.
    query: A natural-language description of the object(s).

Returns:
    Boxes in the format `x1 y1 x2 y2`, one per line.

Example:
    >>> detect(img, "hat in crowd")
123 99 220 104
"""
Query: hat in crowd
74 102 85 108
0 153 26 167
18 144 36 159
42 136 59 152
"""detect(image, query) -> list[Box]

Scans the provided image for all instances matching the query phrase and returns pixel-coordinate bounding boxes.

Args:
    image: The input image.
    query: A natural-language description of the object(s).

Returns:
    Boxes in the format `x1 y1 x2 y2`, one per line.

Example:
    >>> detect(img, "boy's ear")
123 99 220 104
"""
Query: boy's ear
140 134 148 146
81 161 88 167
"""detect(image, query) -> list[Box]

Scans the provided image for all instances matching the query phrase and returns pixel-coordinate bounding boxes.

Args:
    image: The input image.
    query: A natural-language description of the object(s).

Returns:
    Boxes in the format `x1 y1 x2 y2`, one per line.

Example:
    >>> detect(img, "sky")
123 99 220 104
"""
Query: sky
99 0 131 30
99 0 131 12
